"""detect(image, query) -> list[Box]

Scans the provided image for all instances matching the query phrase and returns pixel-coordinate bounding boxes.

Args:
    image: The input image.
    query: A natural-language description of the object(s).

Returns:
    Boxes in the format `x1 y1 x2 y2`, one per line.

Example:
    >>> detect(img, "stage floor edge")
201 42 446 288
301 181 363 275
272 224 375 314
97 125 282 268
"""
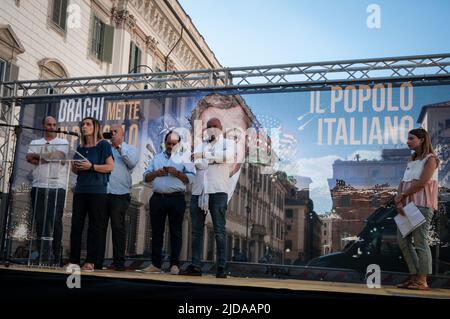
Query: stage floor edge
1 265 450 299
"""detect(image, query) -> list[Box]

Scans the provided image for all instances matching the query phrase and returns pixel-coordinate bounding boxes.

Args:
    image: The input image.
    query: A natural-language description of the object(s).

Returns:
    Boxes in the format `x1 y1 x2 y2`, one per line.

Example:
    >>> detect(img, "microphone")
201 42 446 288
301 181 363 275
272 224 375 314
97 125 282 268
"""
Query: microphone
56 128 80 137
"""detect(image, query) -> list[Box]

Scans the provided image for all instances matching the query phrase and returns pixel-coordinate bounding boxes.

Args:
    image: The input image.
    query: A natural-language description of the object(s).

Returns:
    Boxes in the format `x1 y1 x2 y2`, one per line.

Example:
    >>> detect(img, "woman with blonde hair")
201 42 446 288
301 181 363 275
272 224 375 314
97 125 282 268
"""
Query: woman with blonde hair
395 128 439 290
67 117 114 271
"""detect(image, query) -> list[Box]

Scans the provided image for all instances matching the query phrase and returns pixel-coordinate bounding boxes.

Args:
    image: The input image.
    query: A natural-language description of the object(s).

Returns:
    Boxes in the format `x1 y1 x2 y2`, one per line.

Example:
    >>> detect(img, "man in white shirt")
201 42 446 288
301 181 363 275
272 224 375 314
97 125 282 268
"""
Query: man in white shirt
180 118 234 278
26 116 68 265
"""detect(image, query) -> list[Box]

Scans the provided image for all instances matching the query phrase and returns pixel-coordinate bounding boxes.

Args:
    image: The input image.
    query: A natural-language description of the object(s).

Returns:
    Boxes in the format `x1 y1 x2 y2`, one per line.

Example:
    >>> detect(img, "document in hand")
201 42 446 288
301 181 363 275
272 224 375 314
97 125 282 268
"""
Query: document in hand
394 202 426 238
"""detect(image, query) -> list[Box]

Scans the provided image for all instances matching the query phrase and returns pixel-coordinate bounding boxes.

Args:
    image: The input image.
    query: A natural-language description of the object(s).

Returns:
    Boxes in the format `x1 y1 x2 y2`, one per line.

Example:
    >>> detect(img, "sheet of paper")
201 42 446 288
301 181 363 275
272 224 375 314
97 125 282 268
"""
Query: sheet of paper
394 202 426 238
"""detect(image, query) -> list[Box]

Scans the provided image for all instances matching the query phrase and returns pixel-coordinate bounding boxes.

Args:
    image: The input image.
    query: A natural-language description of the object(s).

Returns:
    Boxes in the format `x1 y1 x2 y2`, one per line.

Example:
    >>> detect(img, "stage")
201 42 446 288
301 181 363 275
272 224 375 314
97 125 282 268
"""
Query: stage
1 265 449 301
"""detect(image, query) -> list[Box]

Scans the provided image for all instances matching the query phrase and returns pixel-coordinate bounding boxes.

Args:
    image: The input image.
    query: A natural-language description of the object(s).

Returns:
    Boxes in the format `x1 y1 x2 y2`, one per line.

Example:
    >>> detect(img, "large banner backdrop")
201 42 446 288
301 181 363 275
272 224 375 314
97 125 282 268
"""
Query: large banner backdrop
17 84 450 209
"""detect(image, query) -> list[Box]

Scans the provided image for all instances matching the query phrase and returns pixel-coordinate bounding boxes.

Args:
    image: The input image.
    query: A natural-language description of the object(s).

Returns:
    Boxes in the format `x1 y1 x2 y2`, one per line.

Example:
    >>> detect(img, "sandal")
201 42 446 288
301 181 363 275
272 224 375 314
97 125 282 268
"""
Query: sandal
396 276 415 288
81 263 95 272
405 281 429 290
397 280 413 289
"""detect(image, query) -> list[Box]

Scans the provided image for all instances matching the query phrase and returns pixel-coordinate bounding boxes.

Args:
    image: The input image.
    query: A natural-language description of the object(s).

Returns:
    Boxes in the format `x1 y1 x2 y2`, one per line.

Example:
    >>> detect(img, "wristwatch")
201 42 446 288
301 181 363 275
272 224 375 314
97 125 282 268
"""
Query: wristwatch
90 163 95 171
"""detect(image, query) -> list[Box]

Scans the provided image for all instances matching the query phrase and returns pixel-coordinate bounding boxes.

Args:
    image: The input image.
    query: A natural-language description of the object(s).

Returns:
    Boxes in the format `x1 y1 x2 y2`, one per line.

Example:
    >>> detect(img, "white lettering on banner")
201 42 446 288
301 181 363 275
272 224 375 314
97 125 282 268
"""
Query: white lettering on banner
309 83 414 146
316 83 412 114
58 97 105 123
317 116 413 146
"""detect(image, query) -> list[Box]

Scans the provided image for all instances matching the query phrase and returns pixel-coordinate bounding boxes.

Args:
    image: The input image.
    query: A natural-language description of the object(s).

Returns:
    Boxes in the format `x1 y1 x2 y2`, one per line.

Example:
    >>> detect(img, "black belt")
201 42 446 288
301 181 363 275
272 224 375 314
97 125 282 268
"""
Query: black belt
153 192 184 197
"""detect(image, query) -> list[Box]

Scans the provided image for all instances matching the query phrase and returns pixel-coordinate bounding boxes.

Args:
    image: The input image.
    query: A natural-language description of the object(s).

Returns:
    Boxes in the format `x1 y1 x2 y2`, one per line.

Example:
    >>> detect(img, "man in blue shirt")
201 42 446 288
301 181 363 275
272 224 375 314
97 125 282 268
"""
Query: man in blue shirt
98 124 139 271
139 131 195 275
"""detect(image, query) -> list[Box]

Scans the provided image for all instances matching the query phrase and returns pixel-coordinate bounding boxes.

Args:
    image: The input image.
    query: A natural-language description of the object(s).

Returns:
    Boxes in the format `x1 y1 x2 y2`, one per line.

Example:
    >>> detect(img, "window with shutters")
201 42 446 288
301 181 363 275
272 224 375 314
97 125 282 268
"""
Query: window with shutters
128 42 142 73
0 26 23 96
0 26 23 83
90 15 114 63
0 59 6 82
50 0 69 32
0 59 20 96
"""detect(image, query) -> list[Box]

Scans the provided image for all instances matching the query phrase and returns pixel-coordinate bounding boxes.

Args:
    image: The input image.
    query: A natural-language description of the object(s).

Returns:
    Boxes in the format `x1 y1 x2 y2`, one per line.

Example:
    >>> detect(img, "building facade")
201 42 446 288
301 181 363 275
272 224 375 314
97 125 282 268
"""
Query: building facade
284 189 321 264
328 148 411 189
223 165 290 264
0 0 221 82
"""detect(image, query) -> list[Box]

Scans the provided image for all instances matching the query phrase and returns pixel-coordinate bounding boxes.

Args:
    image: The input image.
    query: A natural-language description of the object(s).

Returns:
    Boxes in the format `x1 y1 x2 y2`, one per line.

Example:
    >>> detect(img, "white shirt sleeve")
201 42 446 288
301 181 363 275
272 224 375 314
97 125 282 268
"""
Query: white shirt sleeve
204 138 235 164
27 140 35 154
193 143 208 170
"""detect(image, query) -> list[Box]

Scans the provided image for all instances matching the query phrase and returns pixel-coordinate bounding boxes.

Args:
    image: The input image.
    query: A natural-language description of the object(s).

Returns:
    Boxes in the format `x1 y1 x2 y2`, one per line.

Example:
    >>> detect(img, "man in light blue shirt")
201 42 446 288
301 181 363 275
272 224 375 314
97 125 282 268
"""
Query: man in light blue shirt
98 124 139 271
139 131 195 275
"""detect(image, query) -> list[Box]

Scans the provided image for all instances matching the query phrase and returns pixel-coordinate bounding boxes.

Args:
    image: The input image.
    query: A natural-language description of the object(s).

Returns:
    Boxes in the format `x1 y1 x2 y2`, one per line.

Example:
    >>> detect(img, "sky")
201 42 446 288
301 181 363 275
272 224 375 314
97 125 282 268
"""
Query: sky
178 0 450 67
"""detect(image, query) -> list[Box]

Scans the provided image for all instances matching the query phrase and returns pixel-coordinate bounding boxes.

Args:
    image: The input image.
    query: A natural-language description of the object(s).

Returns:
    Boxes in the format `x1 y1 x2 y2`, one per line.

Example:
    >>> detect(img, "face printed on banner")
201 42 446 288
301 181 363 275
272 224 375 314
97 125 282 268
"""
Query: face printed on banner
196 95 250 177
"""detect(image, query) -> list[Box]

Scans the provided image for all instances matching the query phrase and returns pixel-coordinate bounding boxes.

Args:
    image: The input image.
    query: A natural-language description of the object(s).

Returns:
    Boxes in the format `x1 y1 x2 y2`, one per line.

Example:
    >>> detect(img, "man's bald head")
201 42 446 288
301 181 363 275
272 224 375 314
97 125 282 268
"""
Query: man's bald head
42 116 56 127
42 116 57 139
110 124 125 147
110 124 124 134
205 118 223 143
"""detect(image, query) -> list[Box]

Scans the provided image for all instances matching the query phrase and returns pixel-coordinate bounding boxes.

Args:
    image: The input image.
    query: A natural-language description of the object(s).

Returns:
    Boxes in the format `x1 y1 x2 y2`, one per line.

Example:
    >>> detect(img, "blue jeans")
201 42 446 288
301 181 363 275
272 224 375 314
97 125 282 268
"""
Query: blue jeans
191 193 228 269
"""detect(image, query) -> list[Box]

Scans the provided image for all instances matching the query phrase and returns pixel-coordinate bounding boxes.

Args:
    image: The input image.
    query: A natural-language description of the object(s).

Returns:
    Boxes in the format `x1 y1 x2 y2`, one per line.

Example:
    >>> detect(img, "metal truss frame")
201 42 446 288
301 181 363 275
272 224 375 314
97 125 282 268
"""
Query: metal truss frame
1 53 450 102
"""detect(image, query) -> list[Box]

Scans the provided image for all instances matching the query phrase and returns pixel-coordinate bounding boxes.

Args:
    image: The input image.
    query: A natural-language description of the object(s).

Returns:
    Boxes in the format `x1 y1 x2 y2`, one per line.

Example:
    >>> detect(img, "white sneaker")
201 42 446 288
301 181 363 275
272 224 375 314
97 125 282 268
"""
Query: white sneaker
136 265 161 273
170 265 180 275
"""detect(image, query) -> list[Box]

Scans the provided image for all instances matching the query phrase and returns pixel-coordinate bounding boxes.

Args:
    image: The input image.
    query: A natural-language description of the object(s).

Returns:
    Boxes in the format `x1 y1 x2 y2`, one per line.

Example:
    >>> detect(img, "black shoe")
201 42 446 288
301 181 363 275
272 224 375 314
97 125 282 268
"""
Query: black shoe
114 264 127 271
216 267 227 278
106 263 127 271
179 264 202 276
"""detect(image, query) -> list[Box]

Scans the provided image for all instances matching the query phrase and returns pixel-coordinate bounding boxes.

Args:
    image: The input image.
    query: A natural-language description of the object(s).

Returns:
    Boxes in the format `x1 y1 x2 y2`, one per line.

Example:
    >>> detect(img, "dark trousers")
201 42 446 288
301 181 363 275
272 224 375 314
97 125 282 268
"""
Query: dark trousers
30 187 66 263
97 194 131 268
70 193 107 265
191 193 228 269
149 193 186 268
